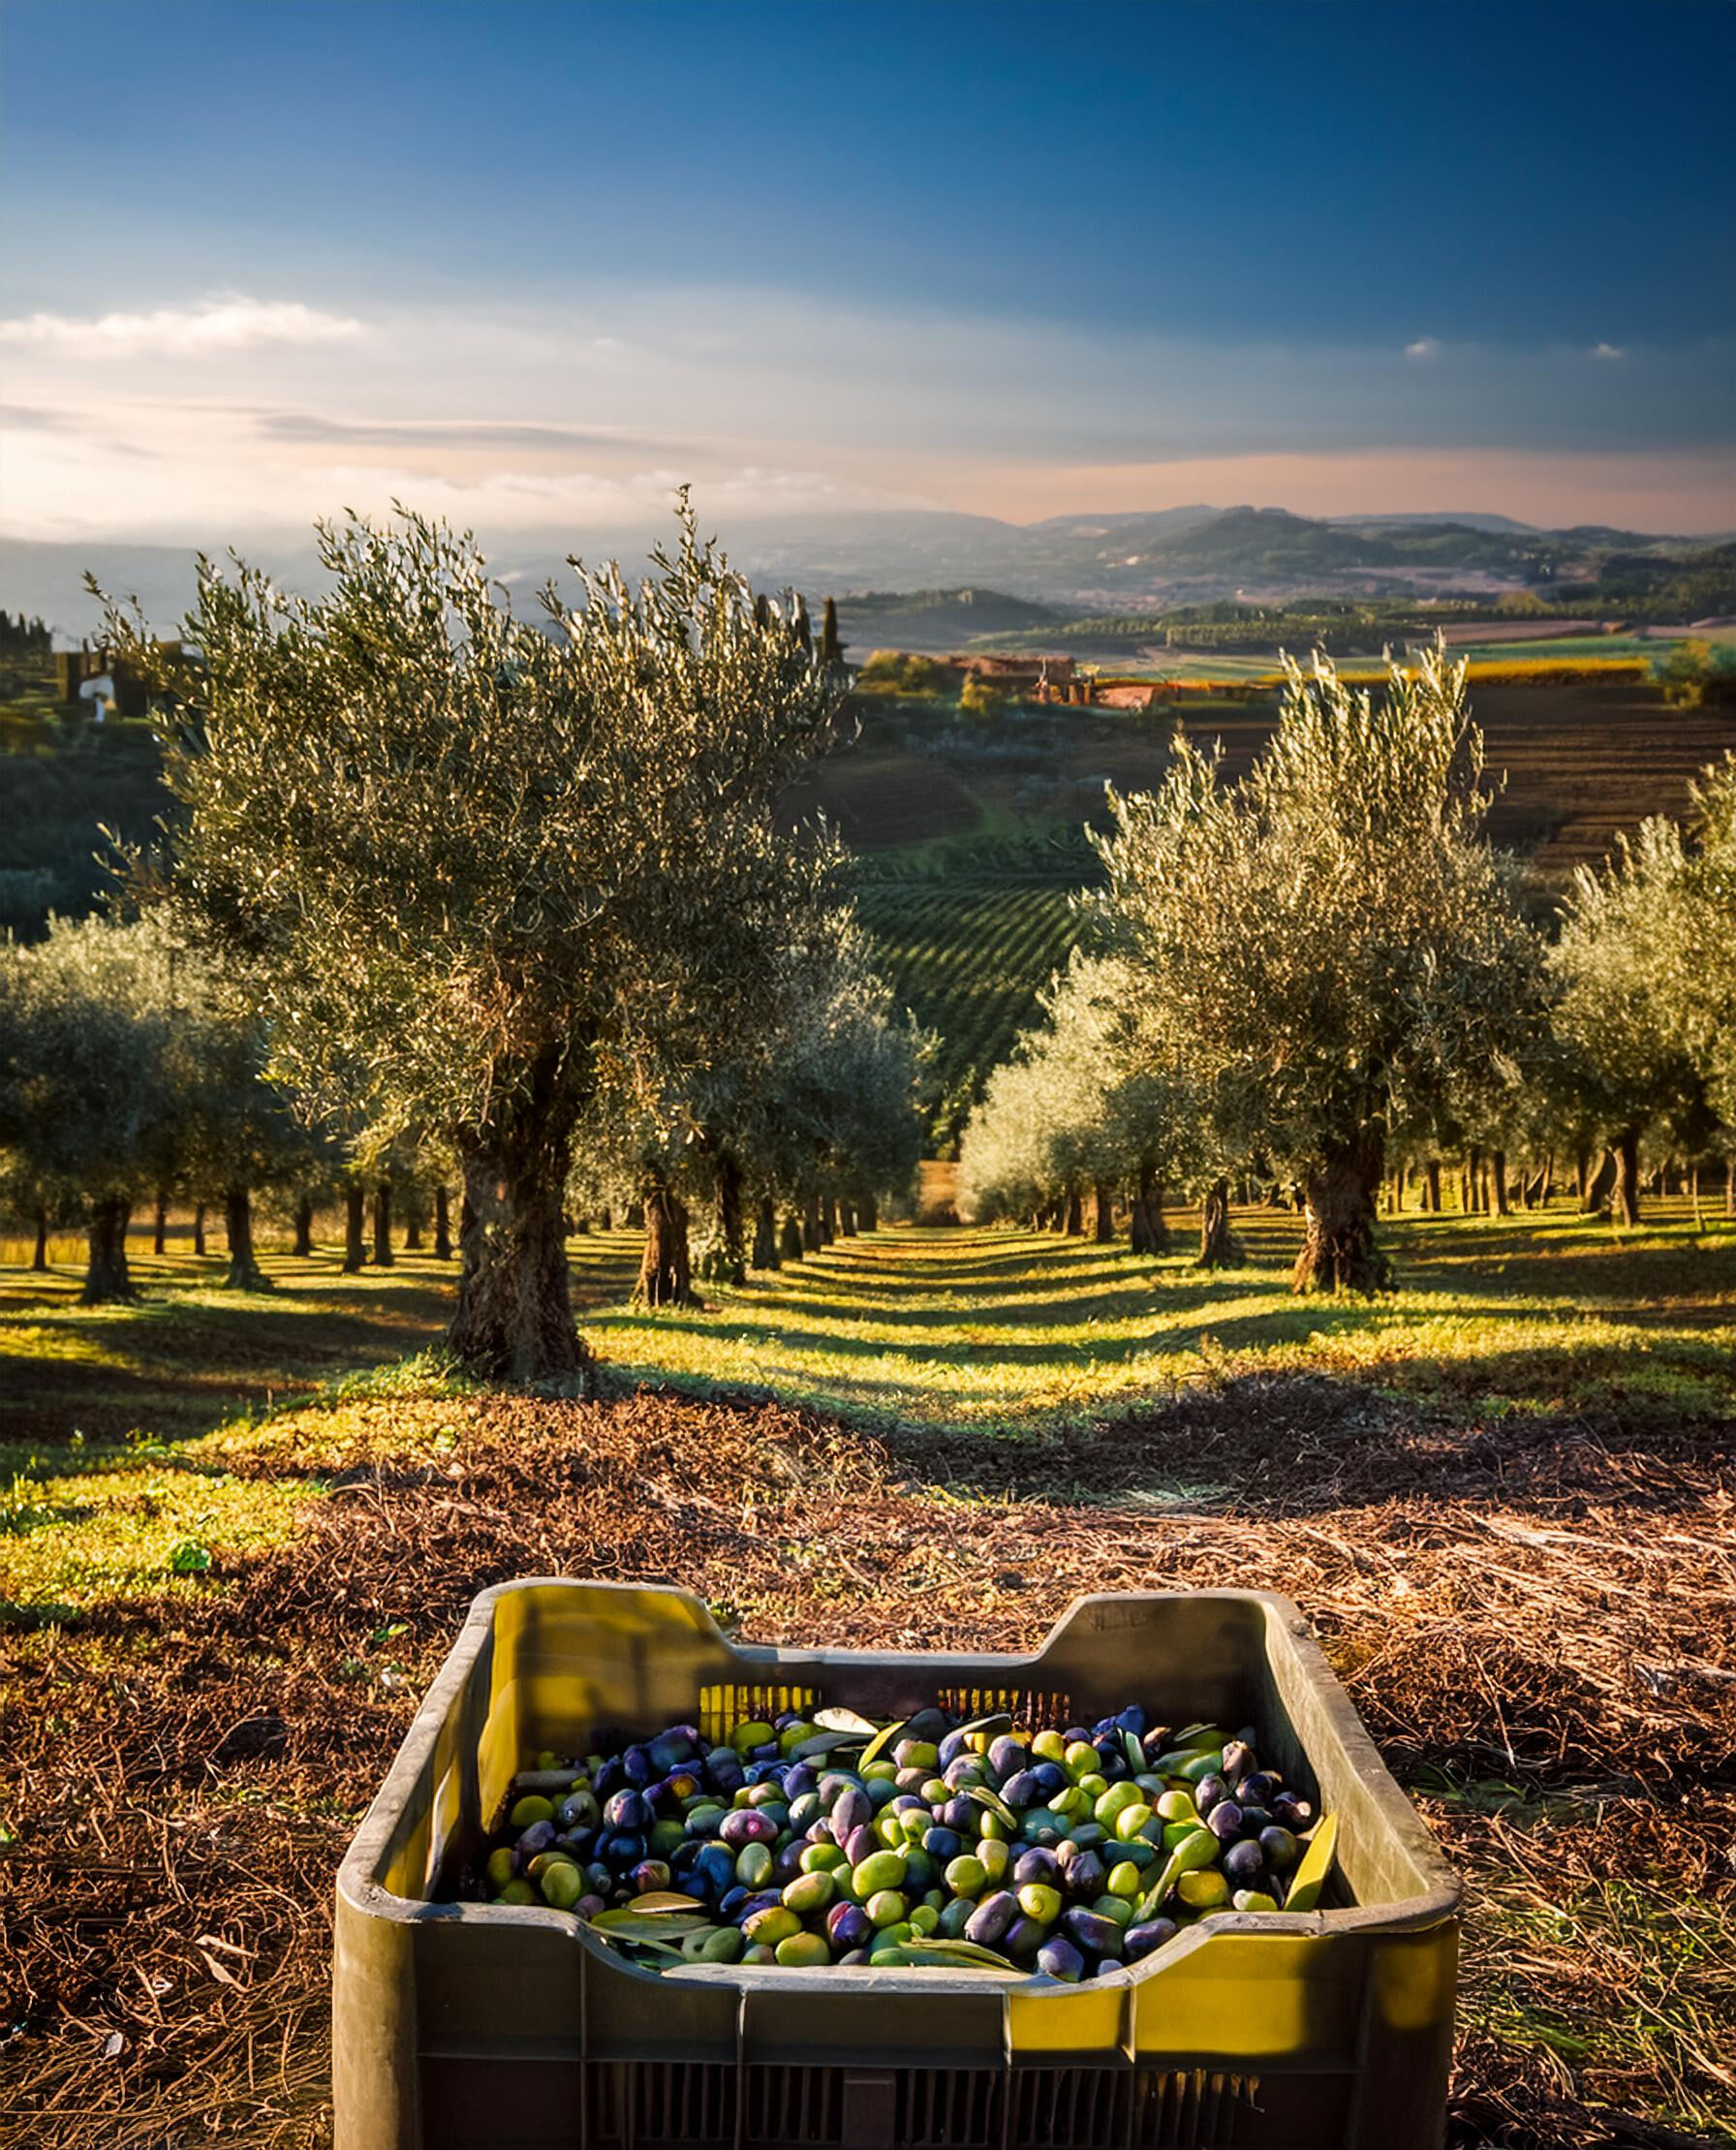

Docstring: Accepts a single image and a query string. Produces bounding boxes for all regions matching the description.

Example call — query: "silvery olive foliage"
[958,951,1203,1224]
[1555,751,1736,1140]
[0,913,181,1230]
[1085,647,1549,1284]
[102,498,842,1371]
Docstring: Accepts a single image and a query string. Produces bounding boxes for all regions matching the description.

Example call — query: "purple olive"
[1194,1774,1227,1815]
[592,1756,625,1800]
[940,1795,976,1834]
[837,1947,872,1966]
[1004,1915,1046,1964]
[1223,1840,1265,1886]
[1238,1772,1279,1809]
[831,1785,872,1837]
[629,1859,670,1895]
[604,1789,647,1832]
[1059,1847,1104,1900]
[1000,1769,1043,1810]
[1061,1907,1124,1959]
[1259,1825,1301,1873]
[516,1818,557,1856]
[1206,1802,1243,1843]
[784,1762,818,1799]
[938,1729,968,1767]
[1012,1847,1059,1887]
[988,1735,1028,1780]
[1037,1937,1085,1982]
[705,1749,745,1795]
[965,1890,1018,1947]
[1124,1917,1178,1961]
[845,1823,879,1867]
[1220,1740,1254,1784]
[1031,1761,1068,1800]
[827,1902,874,1950]
[924,1826,963,1862]
[622,1745,655,1788]
[1115,1705,1147,1741]
[718,1885,749,1918]
[718,1807,777,1848]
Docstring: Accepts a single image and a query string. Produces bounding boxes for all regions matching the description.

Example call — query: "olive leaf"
[858,1718,908,1770]
[1279,1813,1339,1915]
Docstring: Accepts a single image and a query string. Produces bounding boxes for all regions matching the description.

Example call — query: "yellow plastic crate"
[334,1582,1459,2149]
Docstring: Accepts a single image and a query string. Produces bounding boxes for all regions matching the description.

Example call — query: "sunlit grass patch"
[0,1451,317,1612]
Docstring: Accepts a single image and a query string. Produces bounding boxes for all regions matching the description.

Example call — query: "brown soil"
[2,1378,1731,2148]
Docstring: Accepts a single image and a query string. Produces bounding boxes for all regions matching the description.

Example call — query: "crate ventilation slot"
[579,2062,1257,2148]
[699,1684,821,1745]
[936,1685,1072,1730]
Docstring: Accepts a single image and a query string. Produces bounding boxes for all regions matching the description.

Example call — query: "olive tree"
[1554,753,1736,1223]
[1092,648,1545,1291]
[106,500,837,1379]
[0,915,182,1301]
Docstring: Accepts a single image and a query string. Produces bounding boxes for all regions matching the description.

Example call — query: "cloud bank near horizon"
[2,286,1731,542]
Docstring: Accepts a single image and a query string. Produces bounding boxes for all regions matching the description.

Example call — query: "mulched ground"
[3,1374,1732,2148]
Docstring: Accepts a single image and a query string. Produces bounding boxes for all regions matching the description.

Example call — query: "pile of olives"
[477,1701,1334,1979]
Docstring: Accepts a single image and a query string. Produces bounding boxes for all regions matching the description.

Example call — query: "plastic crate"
[334,1582,1459,2149]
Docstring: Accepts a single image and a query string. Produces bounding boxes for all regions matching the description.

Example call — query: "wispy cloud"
[256,411,678,454]
[0,295,365,358]
[1592,341,1626,360]
[1405,337,1442,359]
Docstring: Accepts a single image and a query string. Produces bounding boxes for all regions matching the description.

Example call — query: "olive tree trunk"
[81,1198,135,1304]
[1609,1127,1641,1228]
[449,1133,591,1383]
[404,1204,423,1252]
[858,1192,879,1231]
[752,1195,780,1270]
[434,1185,453,1260]
[224,1186,272,1291]
[1093,1179,1115,1244]
[1488,1147,1510,1217]
[1422,1159,1442,1213]
[372,1180,395,1266]
[805,1193,824,1250]
[152,1194,169,1256]
[699,1150,747,1286]
[1063,1183,1083,1235]
[292,1194,315,1258]
[1196,1176,1244,1269]
[1129,1166,1168,1256]
[1291,1138,1391,1293]
[779,1213,806,1262]
[821,1194,838,1244]
[31,1207,49,1271]
[838,1200,857,1237]
[343,1186,367,1272]
[192,1200,206,1257]
[1725,1156,1735,1219]
[636,1183,702,1309]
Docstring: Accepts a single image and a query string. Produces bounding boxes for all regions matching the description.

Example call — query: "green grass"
[576,1202,1736,1437]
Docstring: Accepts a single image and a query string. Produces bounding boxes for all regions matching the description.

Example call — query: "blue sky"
[2,0,1732,538]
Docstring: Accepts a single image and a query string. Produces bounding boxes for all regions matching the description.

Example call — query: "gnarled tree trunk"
[752,1196,780,1270]
[1488,1146,1510,1217]
[779,1213,806,1263]
[292,1194,315,1258]
[81,1198,135,1304]
[1129,1165,1168,1256]
[838,1200,857,1237]
[372,1180,394,1266]
[224,1186,271,1291]
[434,1185,453,1261]
[1062,1183,1083,1235]
[343,1186,367,1272]
[820,1194,838,1245]
[32,1206,49,1271]
[699,1150,747,1287]
[192,1201,207,1256]
[404,1203,423,1252]
[636,1183,702,1309]
[449,1126,591,1383]
[152,1194,169,1256]
[1609,1127,1641,1228]
[1197,1176,1244,1269]
[858,1192,879,1231]
[1291,1137,1390,1293]
[1093,1179,1115,1244]
[1423,1159,1442,1213]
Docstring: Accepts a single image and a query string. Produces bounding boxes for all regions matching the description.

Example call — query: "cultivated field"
[2,1204,1733,2148]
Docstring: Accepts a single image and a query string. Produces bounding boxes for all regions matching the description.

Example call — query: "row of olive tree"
[960,648,1733,1286]
[86,499,915,1374]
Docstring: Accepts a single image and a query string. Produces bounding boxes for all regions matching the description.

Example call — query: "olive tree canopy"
[1091,648,1546,1291]
[108,500,838,1378]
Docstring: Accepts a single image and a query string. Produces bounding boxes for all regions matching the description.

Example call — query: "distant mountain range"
[4,506,1729,641]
